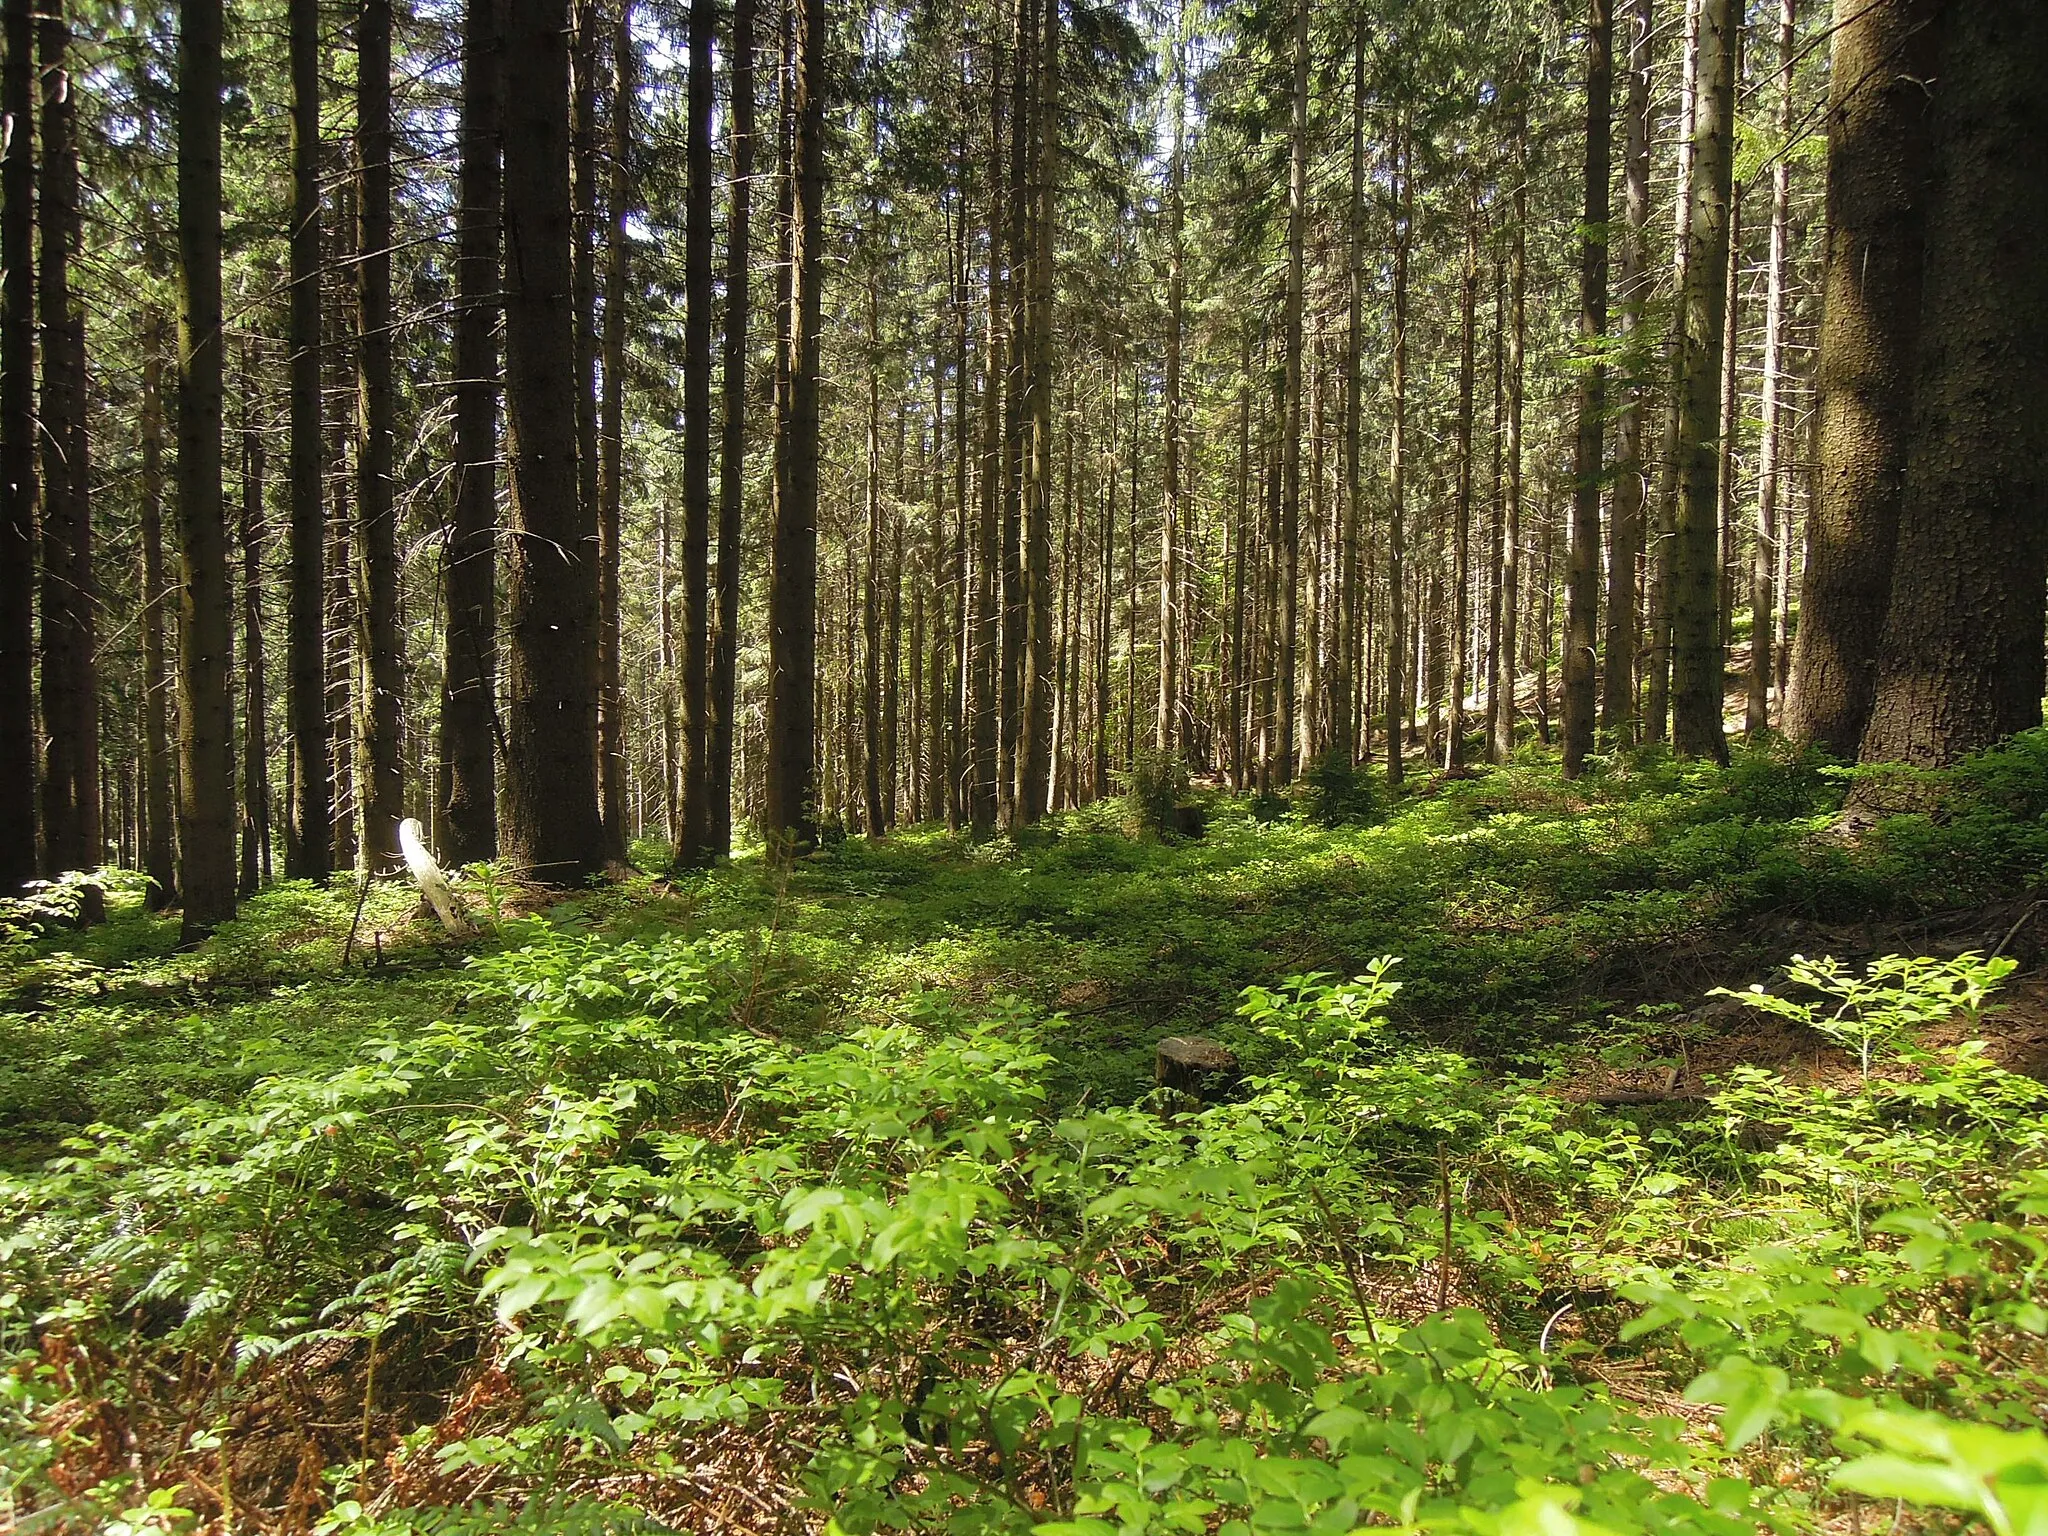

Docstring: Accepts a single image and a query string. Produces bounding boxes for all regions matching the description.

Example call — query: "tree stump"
[399,817,476,938]
[1155,1035,1238,1102]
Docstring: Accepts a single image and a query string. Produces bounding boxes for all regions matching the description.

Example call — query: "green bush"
[1117,750,1191,839]
[1294,746,1382,827]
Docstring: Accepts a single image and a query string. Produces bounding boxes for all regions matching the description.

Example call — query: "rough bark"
[0,0,33,893]
[710,0,754,855]
[1670,0,1736,763]
[441,0,502,867]
[1783,0,1940,754]
[1602,0,1653,744]
[501,0,606,882]
[239,374,271,894]
[1857,3,2048,767]
[1276,0,1307,781]
[37,0,99,876]
[676,0,716,864]
[286,0,332,879]
[176,0,238,937]
[762,0,828,853]
[1384,125,1410,787]
[355,0,402,870]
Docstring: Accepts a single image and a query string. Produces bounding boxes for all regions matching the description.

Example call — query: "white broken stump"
[399,817,476,938]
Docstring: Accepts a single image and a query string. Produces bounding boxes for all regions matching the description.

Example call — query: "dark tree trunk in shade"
[710,0,755,855]
[1561,0,1611,778]
[500,0,605,883]
[600,0,638,862]
[1494,107,1527,765]
[140,321,176,907]
[675,0,714,866]
[286,0,331,879]
[1670,0,1736,763]
[1858,4,2048,767]
[1447,206,1477,770]
[355,0,402,870]
[1384,124,1409,787]
[37,0,99,876]
[762,0,828,853]
[176,0,239,938]
[440,0,502,866]
[1783,0,1941,754]
[0,0,33,894]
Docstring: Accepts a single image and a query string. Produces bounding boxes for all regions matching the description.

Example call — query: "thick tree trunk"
[1783,0,1940,754]
[1337,22,1366,764]
[441,0,501,867]
[286,0,332,879]
[762,0,828,853]
[710,0,754,855]
[177,0,238,937]
[1857,4,2048,767]
[598,0,639,865]
[140,318,176,907]
[1670,0,1736,763]
[501,0,606,882]
[1015,0,1057,822]
[1562,0,1612,777]
[37,0,98,876]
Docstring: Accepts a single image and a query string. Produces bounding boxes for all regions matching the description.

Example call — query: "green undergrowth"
[4,735,2048,1533]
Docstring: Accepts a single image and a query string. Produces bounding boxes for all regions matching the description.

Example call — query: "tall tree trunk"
[1156,18,1184,760]
[1384,124,1409,786]
[140,317,176,907]
[355,0,401,869]
[239,368,271,893]
[1015,0,1057,822]
[599,0,640,864]
[286,0,332,879]
[1747,0,1795,738]
[762,0,828,852]
[1602,0,1653,744]
[675,0,717,864]
[1857,4,2048,767]
[177,0,237,937]
[1447,204,1478,770]
[1647,0,1701,741]
[1782,0,1939,753]
[0,0,32,893]
[0,0,33,893]
[441,0,501,866]
[1562,0,1612,777]
[1336,22,1365,765]
[1670,0,1736,762]
[711,0,755,855]
[862,286,885,836]
[501,0,605,882]
[37,0,98,876]
[1276,0,1307,781]
[1494,108,1527,764]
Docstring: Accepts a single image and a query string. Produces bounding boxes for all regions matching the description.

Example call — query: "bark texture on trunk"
[286,0,332,878]
[710,0,755,855]
[177,0,239,937]
[763,0,828,853]
[0,0,33,892]
[1670,0,1735,763]
[441,0,502,866]
[1783,0,1941,755]
[501,0,606,882]
[1858,3,2048,768]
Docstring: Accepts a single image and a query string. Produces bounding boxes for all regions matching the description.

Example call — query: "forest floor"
[5,738,2048,1536]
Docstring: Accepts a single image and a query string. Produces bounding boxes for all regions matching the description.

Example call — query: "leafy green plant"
[1715,951,2015,1078]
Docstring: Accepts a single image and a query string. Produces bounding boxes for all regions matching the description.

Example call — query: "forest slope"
[5,740,2048,1534]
